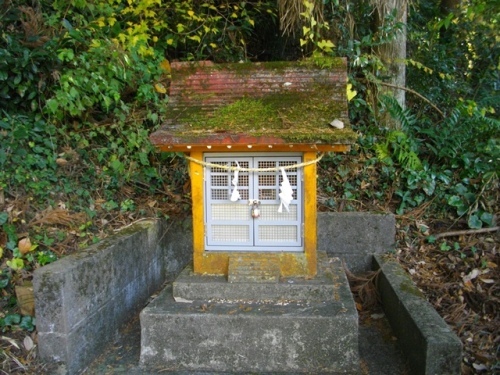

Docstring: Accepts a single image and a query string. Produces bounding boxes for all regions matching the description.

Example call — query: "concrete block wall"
[373,255,462,375]
[33,219,192,374]
[318,212,396,272]
[33,212,393,374]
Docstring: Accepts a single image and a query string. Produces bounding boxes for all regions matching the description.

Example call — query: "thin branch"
[377,81,445,118]
[434,226,499,239]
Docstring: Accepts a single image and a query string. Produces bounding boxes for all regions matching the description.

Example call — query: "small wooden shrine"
[150,59,357,278]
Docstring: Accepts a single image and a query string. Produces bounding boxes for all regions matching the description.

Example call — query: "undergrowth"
[0,0,499,373]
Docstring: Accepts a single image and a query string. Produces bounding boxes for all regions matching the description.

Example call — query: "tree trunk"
[373,0,408,129]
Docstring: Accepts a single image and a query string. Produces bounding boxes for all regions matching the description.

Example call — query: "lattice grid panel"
[211,189,228,200]
[212,225,250,242]
[258,174,276,186]
[209,160,250,201]
[259,189,276,200]
[211,204,248,220]
[258,225,298,242]
[259,204,297,220]
[205,155,302,250]
[211,175,228,186]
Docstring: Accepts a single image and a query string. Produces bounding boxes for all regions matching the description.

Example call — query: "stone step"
[140,256,359,373]
[173,252,341,303]
[228,253,281,283]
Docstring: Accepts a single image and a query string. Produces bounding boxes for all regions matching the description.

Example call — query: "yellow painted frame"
[189,148,319,278]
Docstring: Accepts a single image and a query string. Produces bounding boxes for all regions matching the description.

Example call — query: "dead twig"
[434,226,499,239]
[344,264,382,310]
[112,217,159,232]
[377,81,446,118]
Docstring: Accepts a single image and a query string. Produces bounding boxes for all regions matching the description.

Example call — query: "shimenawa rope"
[184,153,324,172]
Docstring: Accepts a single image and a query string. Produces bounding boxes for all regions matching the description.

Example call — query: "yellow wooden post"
[188,151,205,273]
[303,151,317,277]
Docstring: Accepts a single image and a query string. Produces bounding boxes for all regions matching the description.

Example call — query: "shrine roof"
[150,60,357,152]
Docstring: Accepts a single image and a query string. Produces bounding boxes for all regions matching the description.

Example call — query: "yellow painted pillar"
[188,151,205,273]
[303,151,318,277]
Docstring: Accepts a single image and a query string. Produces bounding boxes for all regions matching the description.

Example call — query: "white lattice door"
[204,154,303,252]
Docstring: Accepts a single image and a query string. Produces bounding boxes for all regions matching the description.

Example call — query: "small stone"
[329,119,344,129]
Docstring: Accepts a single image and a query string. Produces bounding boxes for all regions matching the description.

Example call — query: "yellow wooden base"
[194,251,314,278]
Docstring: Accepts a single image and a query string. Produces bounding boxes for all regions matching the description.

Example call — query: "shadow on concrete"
[83,291,409,375]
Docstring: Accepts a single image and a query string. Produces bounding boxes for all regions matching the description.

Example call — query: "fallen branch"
[377,81,446,118]
[434,226,499,239]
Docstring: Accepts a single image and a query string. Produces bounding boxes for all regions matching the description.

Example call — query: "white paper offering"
[278,167,293,213]
[230,161,241,202]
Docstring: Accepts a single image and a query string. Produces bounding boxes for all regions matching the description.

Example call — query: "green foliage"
[0,314,35,332]
[0,113,58,198]
[299,0,335,53]
[0,0,498,348]
[0,5,58,114]
[309,0,499,227]
[408,0,499,115]
[51,0,275,62]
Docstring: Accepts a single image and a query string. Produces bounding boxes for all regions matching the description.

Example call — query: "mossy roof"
[150,60,357,148]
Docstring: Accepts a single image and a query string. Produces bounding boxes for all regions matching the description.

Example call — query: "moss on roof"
[152,59,357,146]
[167,95,356,144]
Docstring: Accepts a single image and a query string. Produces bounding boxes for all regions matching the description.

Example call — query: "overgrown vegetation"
[0,0,498,373]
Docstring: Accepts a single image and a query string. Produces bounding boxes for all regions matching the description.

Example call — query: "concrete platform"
[173,253,341,303]
[139,257,359,374]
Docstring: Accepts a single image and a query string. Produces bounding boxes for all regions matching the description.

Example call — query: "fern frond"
[385,129,423,171]
[387,130,406,143]
[380,95,417,131]
[373,143,393,165]
[476,114,500,129]
[400,150,423,171]
[443,107,460,128]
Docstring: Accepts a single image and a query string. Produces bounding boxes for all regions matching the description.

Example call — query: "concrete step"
[173,252,342,303]
[228,253,281,283]
[139,256,359,373]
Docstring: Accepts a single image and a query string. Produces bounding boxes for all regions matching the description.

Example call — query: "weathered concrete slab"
[228,253,280,283]
[140,257,359,373]
[373,255,462,375]
[317,212,395,273]
[33,219,192,375]
[174,253,341,303]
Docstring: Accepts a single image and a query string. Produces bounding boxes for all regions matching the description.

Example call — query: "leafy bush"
[0,113,58,198]
[0,5,58,114]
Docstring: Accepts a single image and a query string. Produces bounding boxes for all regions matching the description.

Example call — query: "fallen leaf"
[472,363,488,371]
[18,238,32,255]
[15,284,35,316]
[463,269,480,283]
[160,59,171,73]
[56,158,68,166]
[23,336,34,351]
[1,336,20,349]
[360,180,370,190]
[154,83,167,94]
[478,278,494,284]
